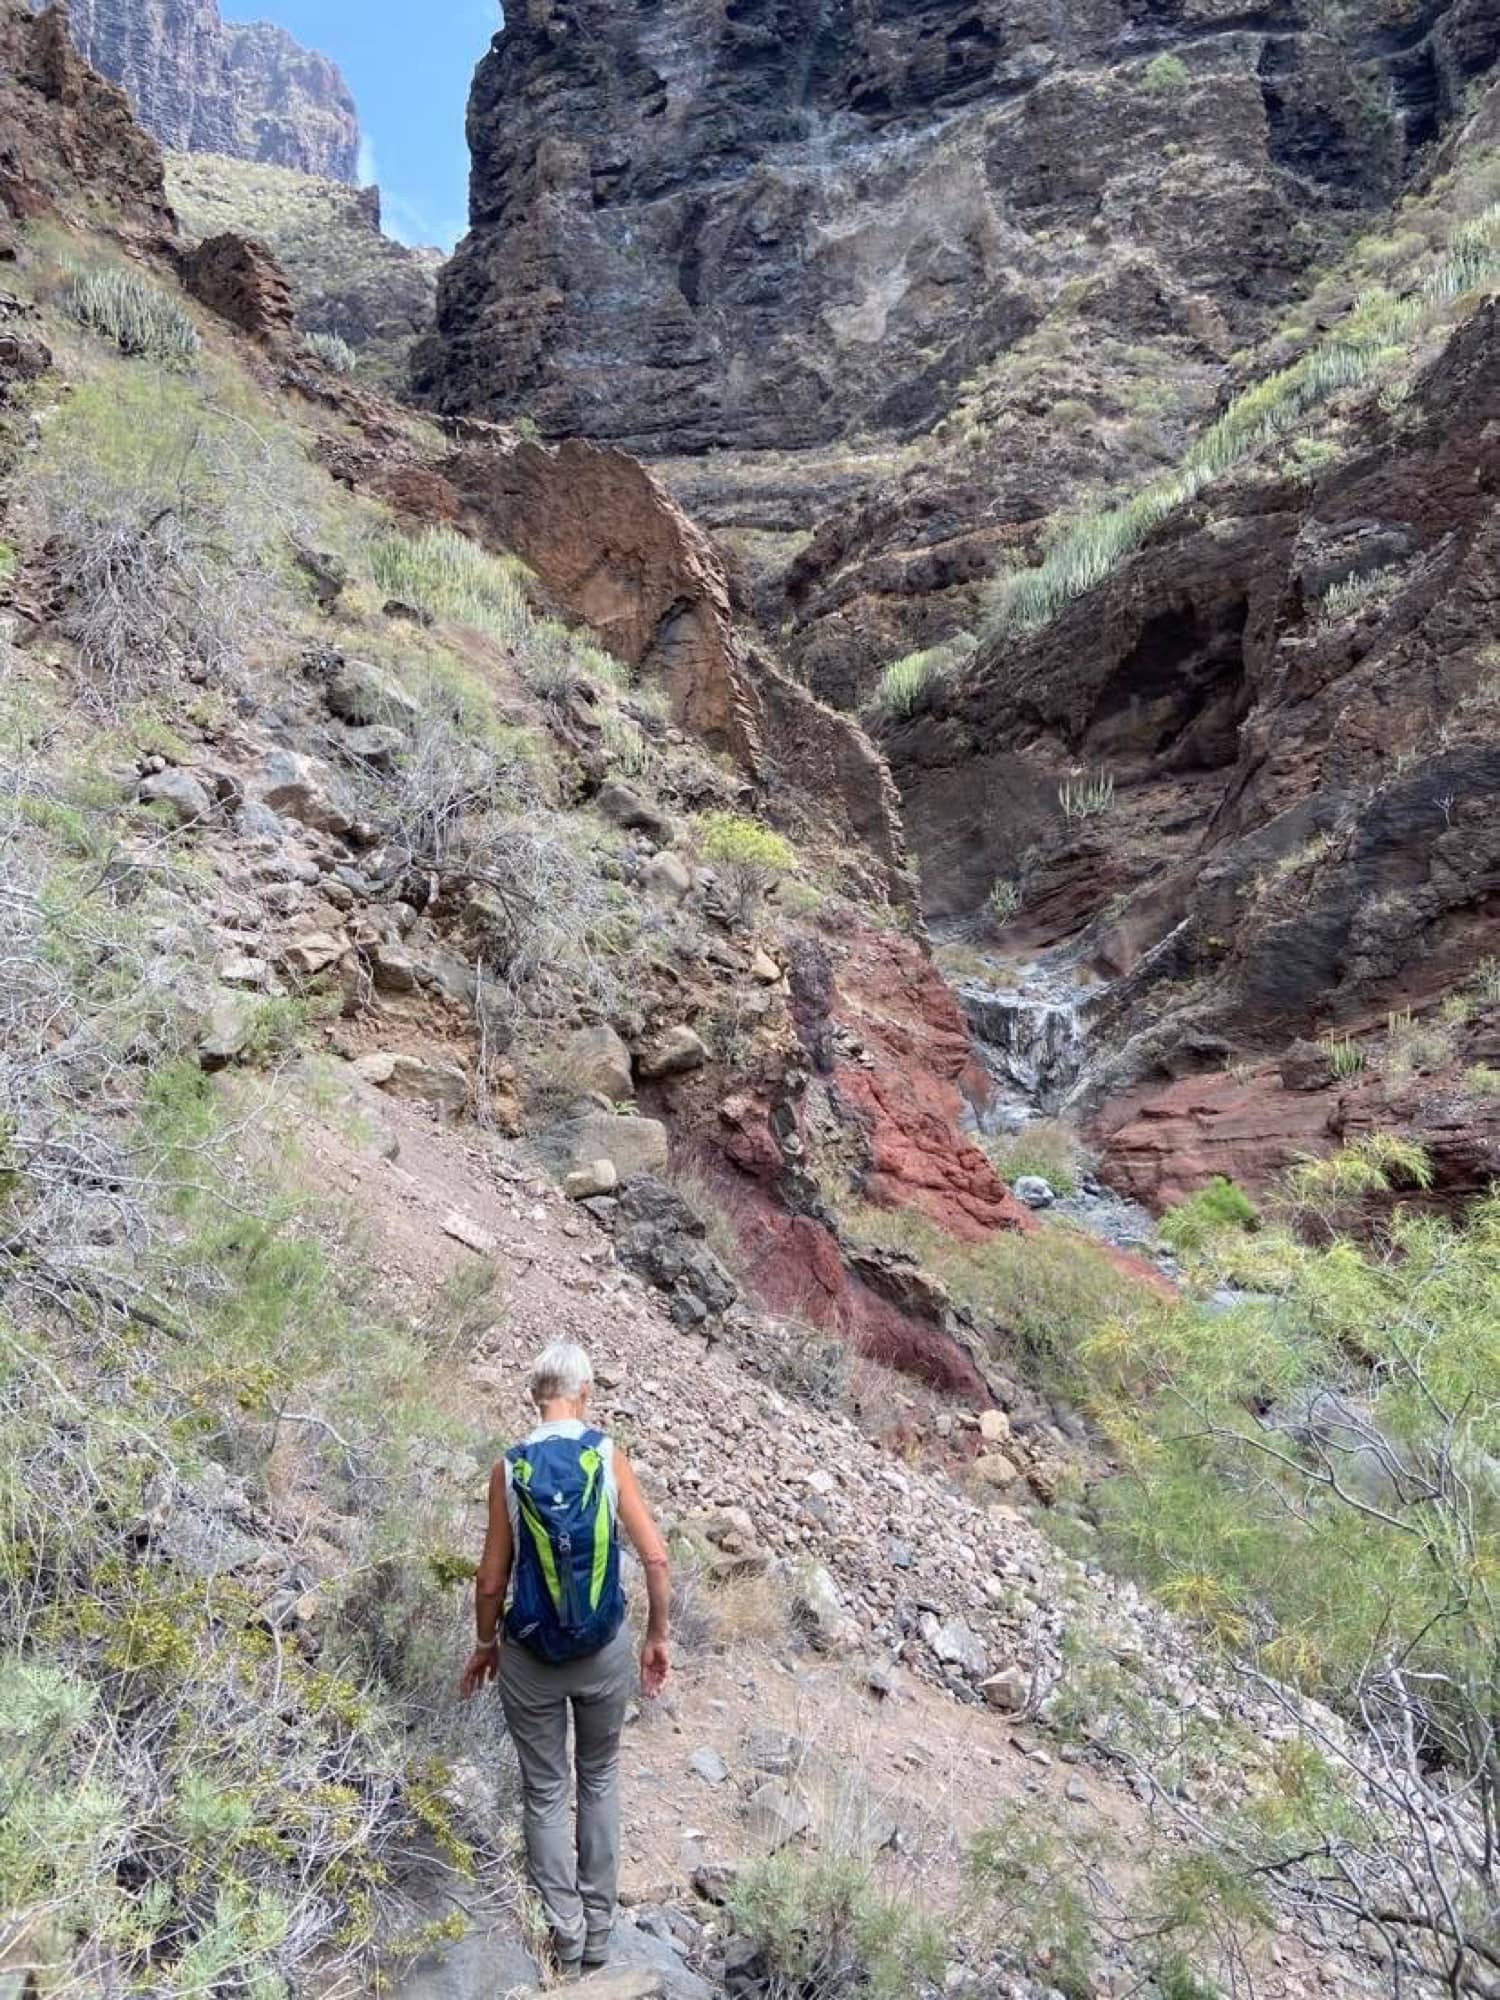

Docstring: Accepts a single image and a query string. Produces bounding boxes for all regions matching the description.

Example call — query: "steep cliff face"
[418,0,1495,454]
[55,0,360,184]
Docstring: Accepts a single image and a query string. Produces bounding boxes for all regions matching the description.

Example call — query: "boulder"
[281,931,345,975]
[334,722,407,768]
[973,1450,1021,1490]
[139,768,212,827]
[596,778,673,843]
[1011,1175,1056,1209]
[750,949,782,985]
[325,658,419,726]
[181,231,294,343]
[539,1111,669,1186]
[353,1051,469,1111]
[923,1615,987,1678]
[978,1408,1011,1445]
[644,851,693,902]
[371,942,418,993]
[564,1024,635,1102]
[980,1664,1030,1713]
[791,1562,856,1652]
[255,750,350,835]
[198,991,257,1070]
[636,1025,708,1079]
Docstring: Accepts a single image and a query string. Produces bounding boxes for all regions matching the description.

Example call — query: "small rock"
[282,931,345,975]
[926,1617,987,1678]
[198,991,257,1070]
[866,1662,897,1699]
[980,1665,1029,1713]
[1012,1175,1056,1210]
[973,1450,1021,1490]
[442,1211,498,1257]
[1065,1775,1090,1804]
[978,1408,1011,1445]
[636,1026,708,1080]
[743,1726,805,1777]
[690,1860,739,1905]
[372,943,418,993]
[139,768,213,827]
[750,949,781,985]
[353,1050,469,1111]
[335,722,407,768]
[325,658,418,726]
[566,1158,620,1200]
[744,1781,811,1852]
[644,851,693,903]
[597,778,673,844]
[688,1746,729,1786]
[219,955,269,990]
[256,749,350,835]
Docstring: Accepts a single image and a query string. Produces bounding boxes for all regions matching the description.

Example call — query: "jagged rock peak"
[415,0,1499,451]
[44,0,361,184]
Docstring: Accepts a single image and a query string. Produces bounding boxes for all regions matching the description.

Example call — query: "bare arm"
[615,1450,671,1695]
[461,1463,513,1696]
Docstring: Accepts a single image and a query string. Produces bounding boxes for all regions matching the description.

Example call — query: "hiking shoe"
[582,1934,611,1970]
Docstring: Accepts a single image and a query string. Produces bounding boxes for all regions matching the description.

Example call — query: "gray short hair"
[529,1339,594,1407]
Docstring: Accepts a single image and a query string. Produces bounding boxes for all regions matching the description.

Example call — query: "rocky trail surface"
[297,1089,1381,2000]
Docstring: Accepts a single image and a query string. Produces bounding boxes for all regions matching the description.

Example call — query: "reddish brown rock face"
[180,232,295,344]
[0,3,171,237]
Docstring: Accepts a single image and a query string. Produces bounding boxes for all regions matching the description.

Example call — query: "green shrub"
[1317,564,1404,624]
[699,811,798,913]
[62,264,200,365]
[728,1851,944,2000]
[1144,53,1190,92]
[1320,1034,1366,1079]
[863,634,976,722]
[985,1118,1080,1196]
[1158,1177,1257,1253]
[986,876,1022,926]
[1464,1062,1500,1096]
[1059,771,1115,821]
[305,328,358,373]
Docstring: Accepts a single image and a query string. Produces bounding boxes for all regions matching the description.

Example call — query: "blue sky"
[231,0,501,249]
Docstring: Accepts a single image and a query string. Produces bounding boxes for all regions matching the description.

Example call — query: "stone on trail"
[688,1745,729,1785]
[745,1779,811,1851]
[442,1211,497,1257]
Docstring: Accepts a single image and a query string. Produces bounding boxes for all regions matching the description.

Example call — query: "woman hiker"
[460,1339,671,1976]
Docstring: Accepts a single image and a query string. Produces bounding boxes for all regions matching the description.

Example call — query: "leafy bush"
[1157,1176,1257,1253]
[305,327,358,373]
[32,367,308,706]
[728,1851,944,2000]
[1143,53,1190,92]
[699,811,798,916]
[1084,1152,1500,1993]
[62,264,200,365]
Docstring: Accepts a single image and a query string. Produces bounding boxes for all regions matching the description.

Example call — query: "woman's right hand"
[640,1638,670,1699]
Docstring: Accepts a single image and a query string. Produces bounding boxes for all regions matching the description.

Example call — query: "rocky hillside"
[46,0,360,182]
[5,10,1500,2000]
[166,154,440,387]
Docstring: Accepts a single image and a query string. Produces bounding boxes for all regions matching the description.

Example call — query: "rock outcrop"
[53,0,360,183]
[166,155,440,386]
[438,437,915,907]
[0,2,171,237]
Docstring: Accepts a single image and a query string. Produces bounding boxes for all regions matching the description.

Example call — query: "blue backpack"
[505,1428,626,1663]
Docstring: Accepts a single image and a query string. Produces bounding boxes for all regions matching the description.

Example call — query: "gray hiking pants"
[497,1621,635,1961]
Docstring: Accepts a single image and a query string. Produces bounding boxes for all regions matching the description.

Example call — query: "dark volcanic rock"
[417,0,1496,456]
[54,0,360,183]
[180,231,294,343]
